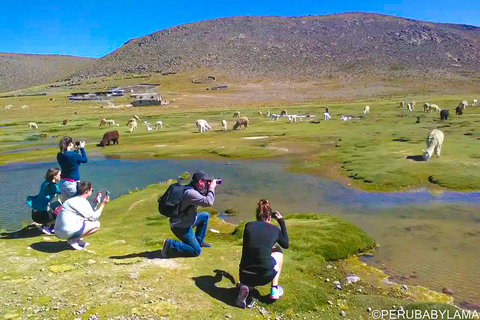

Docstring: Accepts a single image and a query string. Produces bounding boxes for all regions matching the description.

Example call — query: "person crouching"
[235,199,289,308]
[54,181,109,250]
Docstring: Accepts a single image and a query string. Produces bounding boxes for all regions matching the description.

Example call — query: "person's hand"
[79,141,86,148]
[208,179,217,190]
[102,195,110,204]
[273,211,283,220]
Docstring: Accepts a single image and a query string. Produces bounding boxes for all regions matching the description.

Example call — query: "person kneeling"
[235,199,289,308]
[161,170,218,258]
[54,181,109,250]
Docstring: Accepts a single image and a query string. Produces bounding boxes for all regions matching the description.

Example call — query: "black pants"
[31,210,55,225]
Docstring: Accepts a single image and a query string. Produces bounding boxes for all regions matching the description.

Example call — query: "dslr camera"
[209,178,222,185]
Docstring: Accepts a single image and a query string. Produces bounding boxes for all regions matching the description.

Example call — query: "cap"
[192,170,211,181]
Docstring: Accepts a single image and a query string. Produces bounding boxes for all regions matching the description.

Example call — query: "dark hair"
[256,199,272,221]
[59,136,73,152]
[45,167,61,182]
[77,181,92,195]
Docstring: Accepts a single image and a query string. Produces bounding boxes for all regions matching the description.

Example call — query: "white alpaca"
[363,106,370,114]
[287,115,297,123]
[105,119,115,126]
[28,122,38,130]
[258,111,264,117]
[146,123,153,131]
[430,104,441,112]
[221,120,228,131]
[423,129,444,161]
[407,103,413,112]
[127,119,137,132]
[423,103,431,112]
[196,119,212,133]
[323,112,331,120]
[155,121,163,129]
[473,99,478,107]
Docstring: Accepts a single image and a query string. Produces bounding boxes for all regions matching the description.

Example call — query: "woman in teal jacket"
[26,167,62,234]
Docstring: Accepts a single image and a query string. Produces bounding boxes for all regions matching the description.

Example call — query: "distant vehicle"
[107,89,125,97]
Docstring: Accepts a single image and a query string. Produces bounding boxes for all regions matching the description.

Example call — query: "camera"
[75,141,81,146]
[208,178,222,185]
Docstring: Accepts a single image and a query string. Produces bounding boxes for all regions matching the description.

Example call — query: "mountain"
[72,13,480,80]
[0,54,94,92]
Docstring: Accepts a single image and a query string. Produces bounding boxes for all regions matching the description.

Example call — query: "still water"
[0,158,479,307]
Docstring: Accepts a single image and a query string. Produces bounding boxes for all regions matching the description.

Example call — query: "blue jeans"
[167,212,209,257]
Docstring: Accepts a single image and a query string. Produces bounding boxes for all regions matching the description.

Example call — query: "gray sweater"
[169,188,215,228]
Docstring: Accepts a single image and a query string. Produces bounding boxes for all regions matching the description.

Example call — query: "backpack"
[158,183,192,218]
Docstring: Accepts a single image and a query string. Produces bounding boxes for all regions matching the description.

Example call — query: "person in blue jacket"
[56,136,88,201]
[26,167,62,235]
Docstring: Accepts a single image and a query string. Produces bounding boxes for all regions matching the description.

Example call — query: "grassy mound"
[0,183,455,319]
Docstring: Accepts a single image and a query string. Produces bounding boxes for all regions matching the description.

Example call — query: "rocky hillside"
[72,13,480,80]
[0,54,93,92]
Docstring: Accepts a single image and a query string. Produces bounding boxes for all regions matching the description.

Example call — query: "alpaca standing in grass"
[423,129,444,161]
[221,120,228,131]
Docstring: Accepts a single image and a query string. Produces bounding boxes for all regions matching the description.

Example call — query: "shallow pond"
[0,158,479,307]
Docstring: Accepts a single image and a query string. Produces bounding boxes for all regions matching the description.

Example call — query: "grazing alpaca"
[430,104,441,112]
[407,103,413,112]
[258,111,264,117]
[221,120,228,131]
[458,100,468,110]
[423,129,444,161]
[363,106,370,114]
[28,122,38,130]
[127,119,137,132]
[287,115,298,123]
[455,105,463,115]
[440,109,449,121]
[233,116,249,130]
[196,119,212,133]
[399,101,405,108]
[99,119,108,126]
[423,103,431,113]
[473,99,478,107]
[280,110,288,117]
[155,121,163,129]
[146,123,153,131]
[62,119,68,125]
[323,112,331,120]
[105,119,115,126]
[233,111,240,118]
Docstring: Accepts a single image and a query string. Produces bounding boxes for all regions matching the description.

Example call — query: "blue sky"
[1,0,478,58]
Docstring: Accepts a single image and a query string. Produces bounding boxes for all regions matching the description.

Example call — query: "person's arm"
[76,142,88,163]
[274,211,289,249]
[184,188,215,207]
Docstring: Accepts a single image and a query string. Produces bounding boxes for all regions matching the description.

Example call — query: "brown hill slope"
[0,54,94,92]
[72,13,480,80]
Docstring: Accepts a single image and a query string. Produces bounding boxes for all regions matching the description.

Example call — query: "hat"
[192,170,211,181]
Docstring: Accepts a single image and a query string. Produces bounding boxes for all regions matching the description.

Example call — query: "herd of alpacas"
[22,98,478,161]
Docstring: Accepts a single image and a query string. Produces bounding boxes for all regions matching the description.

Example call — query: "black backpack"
[158,183,191,218]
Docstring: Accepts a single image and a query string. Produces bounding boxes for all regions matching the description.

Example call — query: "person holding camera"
[161,170,219,258]
[235,199,289,308]
[54,181,109,250]
[57,136,88,201]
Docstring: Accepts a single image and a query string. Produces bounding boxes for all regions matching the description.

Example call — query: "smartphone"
[105,191,111,197]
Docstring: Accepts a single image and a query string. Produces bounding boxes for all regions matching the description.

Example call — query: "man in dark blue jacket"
[161,170,218,258]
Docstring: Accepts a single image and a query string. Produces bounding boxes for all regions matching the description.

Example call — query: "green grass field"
[0,183,456,319]
[1,72,479,191]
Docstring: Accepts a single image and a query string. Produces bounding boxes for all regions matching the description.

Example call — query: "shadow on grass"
[406,155,425,162]
[109,250,167,260]
[30,241,73,253]
[193,269,274,307]
[0,224,43,239]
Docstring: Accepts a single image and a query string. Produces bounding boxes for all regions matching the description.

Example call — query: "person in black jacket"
[235,199,289,308]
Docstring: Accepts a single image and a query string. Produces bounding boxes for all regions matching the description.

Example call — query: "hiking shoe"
[161,239,170,258]
[234,284,249,308]
[67,239,84,251]
[39,225,53,235]
[201,241,212,248]
[270,285,284,300]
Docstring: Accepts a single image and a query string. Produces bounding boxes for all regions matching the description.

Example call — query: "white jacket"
[55,196,101,239]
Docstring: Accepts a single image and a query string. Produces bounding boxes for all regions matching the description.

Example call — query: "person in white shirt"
[54,181,109,250]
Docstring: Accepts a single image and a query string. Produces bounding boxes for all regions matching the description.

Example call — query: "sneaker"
[78,239,90,248]
[39,225,53,235]
[234,284,249,308]
[201,241,212,248]
[67,238,84,251]
[270,285,284,300]
[161,239,170,258]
